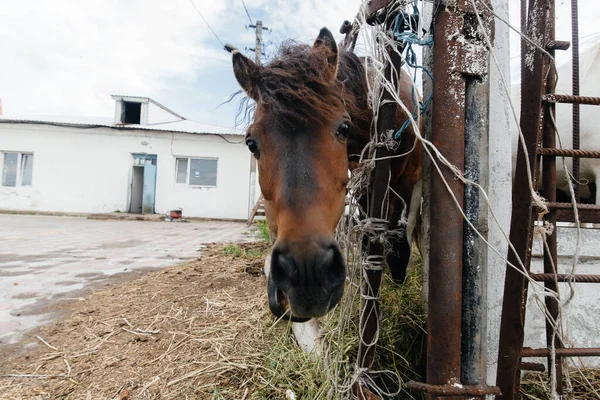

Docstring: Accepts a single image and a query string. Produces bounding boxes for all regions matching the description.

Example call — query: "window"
[175,157,217,187]
[2,152,33,187]
[121,101,142,124]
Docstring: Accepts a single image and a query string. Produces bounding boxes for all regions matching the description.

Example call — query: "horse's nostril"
[276,289,290,312]
[320,247,335,268]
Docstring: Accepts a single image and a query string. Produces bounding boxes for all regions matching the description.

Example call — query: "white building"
[0,95,254,220]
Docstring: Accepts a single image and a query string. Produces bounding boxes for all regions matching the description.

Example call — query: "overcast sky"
[0,0,598,128]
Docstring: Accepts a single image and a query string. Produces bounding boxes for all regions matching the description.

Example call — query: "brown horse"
[232,28,422,322]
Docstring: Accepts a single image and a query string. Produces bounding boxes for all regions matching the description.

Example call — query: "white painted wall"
[485,0,513,389]
[0,123,251,219]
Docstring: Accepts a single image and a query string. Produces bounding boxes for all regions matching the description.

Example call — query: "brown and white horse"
[232,28,422,322]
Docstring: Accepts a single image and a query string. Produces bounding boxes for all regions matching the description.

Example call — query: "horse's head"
[232,28,359,321]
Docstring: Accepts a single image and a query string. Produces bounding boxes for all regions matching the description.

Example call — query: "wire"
[187,0,224,47]
[240,0,253,25]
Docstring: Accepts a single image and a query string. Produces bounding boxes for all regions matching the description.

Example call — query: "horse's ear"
[232,50,260,100]
[313,28,338,81]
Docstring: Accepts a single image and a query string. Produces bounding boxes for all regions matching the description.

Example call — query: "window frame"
[1,151,33,187]
[174,156,218,188]
[121,101,142,124]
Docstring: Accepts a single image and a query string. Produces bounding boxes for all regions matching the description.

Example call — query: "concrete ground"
[0,214,255,344]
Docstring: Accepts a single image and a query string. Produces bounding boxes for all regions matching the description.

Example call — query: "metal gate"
[496,0,600,397]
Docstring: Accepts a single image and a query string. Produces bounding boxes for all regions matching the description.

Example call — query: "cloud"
[0,0,231,117]
[2,0,598,128]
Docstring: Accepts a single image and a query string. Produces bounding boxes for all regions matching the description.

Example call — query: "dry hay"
[0,242,314,400]
[2,237,593,400]
[521,369,600,399]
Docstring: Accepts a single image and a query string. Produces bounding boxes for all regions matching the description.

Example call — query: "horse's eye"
[336,123,350,141]
[246,138,259,156]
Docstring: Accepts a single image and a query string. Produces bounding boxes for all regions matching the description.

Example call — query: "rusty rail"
[496,0,555,397]
[571,0,581,201]
[546,40,570,51]
[521,347,600,357]
[543,93,600,105]
[538,148,600,158]
[356,44,400,371]
[519,362,546,372]
[530,273,600,283]
[547,202,600,211]
[541,42,563,390]
[498,0,600,397]
[406,382,501,396]
[552,203,600,223]
[427,5,465,398]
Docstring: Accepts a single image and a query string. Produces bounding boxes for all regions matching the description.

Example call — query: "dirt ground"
[0,242,297,400]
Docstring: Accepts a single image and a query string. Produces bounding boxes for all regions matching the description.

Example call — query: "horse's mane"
[235,41,371,133]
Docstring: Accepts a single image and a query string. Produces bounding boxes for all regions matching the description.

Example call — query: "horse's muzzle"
[267,278,312,323]
[267,239,346,322]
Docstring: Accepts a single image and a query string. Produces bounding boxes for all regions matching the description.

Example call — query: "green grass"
[223,244,245,257]
[222,243,268,258]
[256,220,271,242]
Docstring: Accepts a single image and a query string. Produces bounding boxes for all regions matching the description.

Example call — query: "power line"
[187,0,224,47]
[240,0,253,25]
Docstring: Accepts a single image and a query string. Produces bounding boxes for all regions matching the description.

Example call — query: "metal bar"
[542,94,600,105]
[546,40,570,51]
[541,41,563,391]
[496,0,553,398]
[427,6,464,399]
[572,0,581,202]
[522,347,600,357]
[555,208,600,224]
[462,76,490,388]
[539,148,600,158]
[356,46,399,370]
[406,382,502,396]
[547,202,600,211]
[366,0,394,15]
[519,362,546,372]
[547,201,600,223]
[530,273,600,283]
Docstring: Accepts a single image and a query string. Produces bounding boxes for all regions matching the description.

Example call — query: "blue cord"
[391,2,434,142]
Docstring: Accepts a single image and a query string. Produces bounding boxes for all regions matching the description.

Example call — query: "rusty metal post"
[427,4,465,398]
[460,2,495,394]
[541,2,564,393]
[571,0,581,202]
[357,47,400,370]
[462,76,490,389]
[496,0,554,398]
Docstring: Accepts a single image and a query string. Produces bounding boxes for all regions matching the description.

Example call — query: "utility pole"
[247,20,268,218]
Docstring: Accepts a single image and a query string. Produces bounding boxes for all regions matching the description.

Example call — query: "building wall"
[0,123,250,219]
[485,0,513,388]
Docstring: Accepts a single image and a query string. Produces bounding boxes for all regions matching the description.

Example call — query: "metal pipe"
[542,94,600,105]
[521,347,600,357]
[356,46,400,370]
[541,19,563,390]
[529,273,600,283]
[539,148,600,158]
[406,382,502,396]
[519,362,546,372]
[571,0,581,202]
[427,5,465,398]
[496,0,554,397]
[462,75,490,388]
